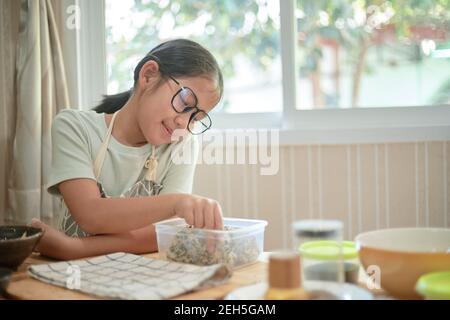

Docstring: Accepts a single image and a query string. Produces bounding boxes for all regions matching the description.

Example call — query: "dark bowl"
[0,267,12,296]
[0,225,44,270]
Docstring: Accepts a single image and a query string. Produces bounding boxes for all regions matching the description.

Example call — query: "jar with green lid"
[299,240,360,284]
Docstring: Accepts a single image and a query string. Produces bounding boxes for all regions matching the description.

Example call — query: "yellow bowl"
[355,228,450,299]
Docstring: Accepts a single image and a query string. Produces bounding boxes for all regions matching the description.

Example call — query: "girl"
[31,39,224,260]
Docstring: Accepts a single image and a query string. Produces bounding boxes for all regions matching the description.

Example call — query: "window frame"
[66,0,450,145]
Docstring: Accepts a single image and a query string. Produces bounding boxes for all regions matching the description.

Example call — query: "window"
[105,0,450,113]
[296,0,450,109]
[72,0,450,143]
[105,0,282,114]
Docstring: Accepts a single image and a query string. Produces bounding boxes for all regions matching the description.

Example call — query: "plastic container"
[299,240,360,284]
[155,218,268,269]
[416,271,450,300]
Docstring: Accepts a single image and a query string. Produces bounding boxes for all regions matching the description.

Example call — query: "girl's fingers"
[204,202,215,230]
[183,210,194,226]
[177,196,223,230]
[206,233,216,253]
[194,202,204,228]
[204,203,216,252]
[214,203,224,230]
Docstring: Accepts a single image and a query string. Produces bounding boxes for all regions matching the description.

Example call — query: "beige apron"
[58,111,162,237]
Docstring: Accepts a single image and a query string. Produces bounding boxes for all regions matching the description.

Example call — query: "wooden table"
[5,252,269,300]
[5,253,389,300]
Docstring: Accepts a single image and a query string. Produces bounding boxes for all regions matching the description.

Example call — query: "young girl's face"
[136,71,219,146]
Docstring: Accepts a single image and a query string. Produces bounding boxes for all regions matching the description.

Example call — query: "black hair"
[93,39,224,114]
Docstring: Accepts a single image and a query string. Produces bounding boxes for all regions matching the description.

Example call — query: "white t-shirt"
[47,109,199,236]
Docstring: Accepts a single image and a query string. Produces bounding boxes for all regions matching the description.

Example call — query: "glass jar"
[292,219,343,251]
[299,240,360,284]
[293,220,345,283]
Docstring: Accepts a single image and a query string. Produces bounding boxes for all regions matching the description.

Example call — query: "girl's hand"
[173,194,224,230]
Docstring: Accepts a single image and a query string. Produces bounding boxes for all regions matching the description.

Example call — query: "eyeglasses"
[167,75,212,135]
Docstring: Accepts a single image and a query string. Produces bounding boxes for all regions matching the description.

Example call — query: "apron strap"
[144,145,158,181]
[93,111,120,180]
[93,111,159,182]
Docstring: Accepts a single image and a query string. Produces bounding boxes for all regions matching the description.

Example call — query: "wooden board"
[5,252,268,300]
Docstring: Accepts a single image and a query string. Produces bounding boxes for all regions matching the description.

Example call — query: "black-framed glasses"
[167,75,212,135]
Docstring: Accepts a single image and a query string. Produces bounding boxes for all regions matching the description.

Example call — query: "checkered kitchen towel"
[28,252,232,299]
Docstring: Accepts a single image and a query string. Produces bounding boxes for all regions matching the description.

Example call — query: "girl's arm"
[65,225,158,260]
[59,178,223,235]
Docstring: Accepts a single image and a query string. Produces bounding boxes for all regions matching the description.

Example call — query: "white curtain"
[0,0,20,225]
[7,0,70,225]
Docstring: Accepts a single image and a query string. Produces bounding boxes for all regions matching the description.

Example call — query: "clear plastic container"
[155,218,268,269]
[299,240,360,284]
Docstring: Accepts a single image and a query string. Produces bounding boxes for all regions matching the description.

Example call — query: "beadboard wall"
[192,141,449,251]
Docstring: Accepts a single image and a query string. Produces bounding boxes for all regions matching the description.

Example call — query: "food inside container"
[155,218,268,269]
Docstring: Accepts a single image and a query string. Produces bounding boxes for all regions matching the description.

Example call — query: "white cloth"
[28,252,231,300]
